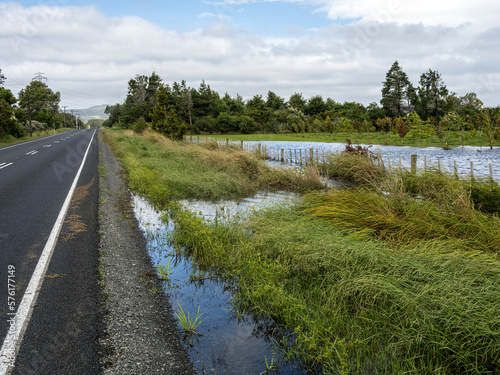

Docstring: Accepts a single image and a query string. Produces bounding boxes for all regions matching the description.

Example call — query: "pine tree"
[381,61,413,117]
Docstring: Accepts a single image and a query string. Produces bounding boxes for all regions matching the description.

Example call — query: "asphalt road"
[0,129,102,374]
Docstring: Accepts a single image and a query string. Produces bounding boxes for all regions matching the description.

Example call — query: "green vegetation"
[102,129,324,207]
[174,302,205,335]
[0,69,80,140]
[0,128,71,147]
[195,129,500,148]
[104,128,500,374]
[102,64,500,149]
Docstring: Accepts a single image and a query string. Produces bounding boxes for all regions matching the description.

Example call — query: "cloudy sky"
[1,0,499,109]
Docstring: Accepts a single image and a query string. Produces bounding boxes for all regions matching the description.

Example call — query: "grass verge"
[104,128,500,374]
[102,128,324,208]
[0,128,72,147]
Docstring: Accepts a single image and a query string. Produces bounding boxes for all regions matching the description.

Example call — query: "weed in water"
[156,259,174,280]
[174,302,205,335]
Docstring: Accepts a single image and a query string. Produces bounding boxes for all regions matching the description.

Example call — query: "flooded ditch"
[133,192,308,375]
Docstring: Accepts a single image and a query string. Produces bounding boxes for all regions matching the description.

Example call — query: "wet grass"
[104,128,500,374]
[102,129,324,208]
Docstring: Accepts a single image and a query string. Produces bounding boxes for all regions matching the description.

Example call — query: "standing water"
[133,192,307,375]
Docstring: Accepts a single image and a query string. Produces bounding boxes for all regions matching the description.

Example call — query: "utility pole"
[62,106,67,128]
[52,107,56,130]
[27,88,33,137]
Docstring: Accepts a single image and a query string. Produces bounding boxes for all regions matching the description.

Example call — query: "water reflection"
[248,141,499,179]
[133,193,306,375]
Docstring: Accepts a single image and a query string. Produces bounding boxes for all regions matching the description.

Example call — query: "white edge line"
[0,129,97,374]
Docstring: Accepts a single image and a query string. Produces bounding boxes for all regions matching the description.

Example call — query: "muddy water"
[133,193,306,375]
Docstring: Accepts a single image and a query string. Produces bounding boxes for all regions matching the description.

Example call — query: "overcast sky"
[1,0,499,109]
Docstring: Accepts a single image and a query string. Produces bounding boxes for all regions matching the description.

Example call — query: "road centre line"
[0,163,13,170]
[26,151,38,156]
[0,132,69,152]
[0,130,97,374]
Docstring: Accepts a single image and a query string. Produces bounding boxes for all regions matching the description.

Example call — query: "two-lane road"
[0,129,101,374]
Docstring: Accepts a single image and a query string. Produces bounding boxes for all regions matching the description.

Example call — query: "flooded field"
[246,141,500,179]
[133,193,307,375]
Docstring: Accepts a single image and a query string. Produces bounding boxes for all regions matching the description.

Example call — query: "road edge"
[97,135,197,374]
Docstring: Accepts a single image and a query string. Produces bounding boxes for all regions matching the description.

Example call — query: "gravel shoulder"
[97,136,197,374]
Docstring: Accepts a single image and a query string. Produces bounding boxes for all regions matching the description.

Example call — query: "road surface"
[0,129,102,374]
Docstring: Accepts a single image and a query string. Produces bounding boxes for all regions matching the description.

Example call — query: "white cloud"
[0,2,499,109]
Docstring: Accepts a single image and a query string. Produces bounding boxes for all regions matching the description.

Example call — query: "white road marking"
[0,130,97,374]
[0,162,13,170]
[0,132,68,152]
[26,150,38,156]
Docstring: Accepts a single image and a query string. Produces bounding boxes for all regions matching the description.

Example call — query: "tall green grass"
[105,128,500,373]
[172,203,500,374]
[102,129,324,208]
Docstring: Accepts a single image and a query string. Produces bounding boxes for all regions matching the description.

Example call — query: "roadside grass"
[102,128,324,208]
[172,202,500,374]
[0,128,72,147]
[104,128,500,374]
[195,130,500,148]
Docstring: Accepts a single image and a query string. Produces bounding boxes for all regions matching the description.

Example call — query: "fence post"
[490,164,494,181]
[470,161,474,180]
[310,148,314,165]
[454,160,458,180]
[411,155,417,174]
[387,154,391,173]
[281,149,284,163]
[438,158,441,173]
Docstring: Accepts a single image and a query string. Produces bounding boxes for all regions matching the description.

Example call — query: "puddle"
[133,193,307,375]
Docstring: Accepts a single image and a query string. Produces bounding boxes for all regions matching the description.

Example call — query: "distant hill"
[73,105,109,123]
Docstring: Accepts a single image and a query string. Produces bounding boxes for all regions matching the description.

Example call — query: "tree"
[288,92,306,112]
[407,111,434,145]
[380,61,413,117]
[416,69,449,119]
[305,95,327,117]
[121,72,162,125]
[172,80,193,128]
[192,80,221,120]
[104,104,123,127]
[394,117,409,141]
[0,87,23,138]
[265,91,285,111]
[18,80,60,135]
[375,117,392,132]
[0,68,5,86]
[151,83,187,140]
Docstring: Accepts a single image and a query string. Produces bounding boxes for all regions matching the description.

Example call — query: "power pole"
[32,72,47,83]
[62,106,67,128]
[27,88,32,137]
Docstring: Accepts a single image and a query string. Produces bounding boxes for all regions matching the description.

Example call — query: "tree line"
[0,69,79,139]
[104,64,500,146]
